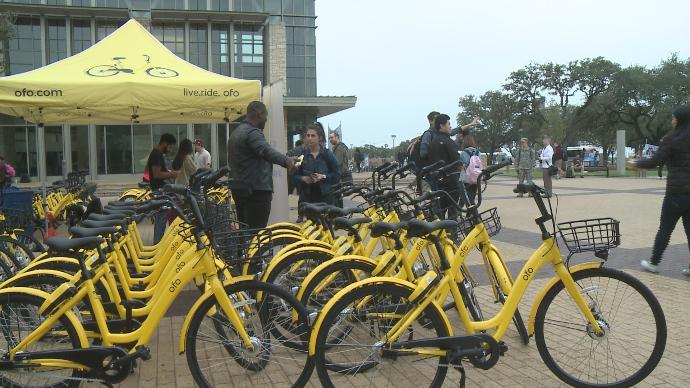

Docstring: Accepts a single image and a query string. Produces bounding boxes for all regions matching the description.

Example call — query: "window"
[71,0,92,6]
[95,0,129,8]
[97,126,132,174]
[71,19,92,55]
[0,126,38,178]
[189,23,208,69]
[211,24,230,76]
[217,124,228,168]
[193,0,211,10]
[70,126,90,172]
[265,0,281,14]
[209,0,229,11]
[233,24,264,83]
[154,0,185,10]
[96,20,126,42]
[44,127,64,176]
[7,17,41,75]
[285,26,316,96]
[46,19,67,64]
[46,0,67,5]
[151,22,185,59]
[235,0,264,12]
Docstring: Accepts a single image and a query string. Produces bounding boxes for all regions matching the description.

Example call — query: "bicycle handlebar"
[482,161,511,177]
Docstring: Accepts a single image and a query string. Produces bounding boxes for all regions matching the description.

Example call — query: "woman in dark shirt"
[293,124,340,206]
[631,105,690,275]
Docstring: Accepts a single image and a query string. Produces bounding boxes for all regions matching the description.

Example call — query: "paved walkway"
[90,175,688,387]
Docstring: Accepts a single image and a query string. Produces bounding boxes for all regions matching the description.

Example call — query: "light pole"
[391,135,396,160]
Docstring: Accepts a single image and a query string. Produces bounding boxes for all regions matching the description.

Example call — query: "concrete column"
[37,126,46,184]
[63,124,72,176]
[211,124,219,169]
[264,81,288,224]
[88,124,98,180]
[617,130,626,177]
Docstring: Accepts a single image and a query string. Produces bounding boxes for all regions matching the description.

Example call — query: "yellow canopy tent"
[0,19,261,124]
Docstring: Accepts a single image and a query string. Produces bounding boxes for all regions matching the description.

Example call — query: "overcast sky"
[314,0,690,147]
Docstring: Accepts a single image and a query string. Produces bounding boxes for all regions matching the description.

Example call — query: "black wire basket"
[210,227,274,267]
[557,218,621,254]
[202,194,238,230]
[0,207,33,231]
[457,207,502,240]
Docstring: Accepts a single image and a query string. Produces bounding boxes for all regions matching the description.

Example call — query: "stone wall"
[267,21,286,90]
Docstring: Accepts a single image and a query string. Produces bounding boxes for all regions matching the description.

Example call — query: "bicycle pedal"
[498,341,508,356]
[135,345,151,361]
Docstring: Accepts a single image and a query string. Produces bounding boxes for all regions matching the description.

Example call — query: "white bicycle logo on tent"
[86,55,179,78]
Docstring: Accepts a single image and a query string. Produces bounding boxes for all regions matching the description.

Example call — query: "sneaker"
[517,194,524,198]
[682,268,690,276]
[640,260,659,274]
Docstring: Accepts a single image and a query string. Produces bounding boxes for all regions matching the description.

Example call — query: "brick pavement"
[88,175,689,387]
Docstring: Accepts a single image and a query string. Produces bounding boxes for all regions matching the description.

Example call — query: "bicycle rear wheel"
[313,281,450,388]
[534,267,666,387]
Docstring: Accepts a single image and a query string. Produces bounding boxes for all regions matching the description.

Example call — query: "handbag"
[548,165,559,176]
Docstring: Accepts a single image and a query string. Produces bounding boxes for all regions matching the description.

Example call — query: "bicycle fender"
[260,246,335,283]
[18,257,80,275]
[178,275,255,354]
[272,239,334,260]
[267,222,302,232]
[527,262,603,336]
[0,287,89,347]
[295,255,377,301]
[0,269,72,289]
[308,277,452,356]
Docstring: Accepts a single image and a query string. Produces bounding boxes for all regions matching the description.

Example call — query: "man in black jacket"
[632,105,690,275]
[228,101,298,228]
[429,114,462,221]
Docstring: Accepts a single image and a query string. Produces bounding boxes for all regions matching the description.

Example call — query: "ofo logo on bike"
[14,88,63,97]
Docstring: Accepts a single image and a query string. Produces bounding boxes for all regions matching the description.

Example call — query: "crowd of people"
[139,100,690,278]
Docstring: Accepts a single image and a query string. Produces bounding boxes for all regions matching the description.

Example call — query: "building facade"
[0,0,355,181]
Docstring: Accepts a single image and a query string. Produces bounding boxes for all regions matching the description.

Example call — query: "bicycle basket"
[0,207,33,231]
[557,218,620,254]
[457,207,502,240]
[210,227,274,267]
[202,195,238,230]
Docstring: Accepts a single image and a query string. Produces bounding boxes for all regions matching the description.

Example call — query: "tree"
[503,63,546,139]
[0,12,15,74]
[458,91,520,164]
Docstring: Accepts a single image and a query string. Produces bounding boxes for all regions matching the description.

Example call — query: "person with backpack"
[429,114,462,220]
[459,133,482,204]
[515,137,535,197]
[407,111,440,193]
[0,156,16,187]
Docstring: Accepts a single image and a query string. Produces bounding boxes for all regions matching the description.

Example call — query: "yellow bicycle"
[309,183,667,388]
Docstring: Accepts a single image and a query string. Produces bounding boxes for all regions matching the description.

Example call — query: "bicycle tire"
[0,236,34,269]
[146,67,178,78]
[15,231,45,253]
[262,249,333,290]
[86,64,120,77]
[0,250,14,282]
[495,288,529,345]
[0,293,86,387]
[298,258,374,314]
[185,280,314,388]
[313,281,449,388]
[534,267,666,387]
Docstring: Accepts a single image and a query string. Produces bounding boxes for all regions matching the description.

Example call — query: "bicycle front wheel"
[534,267,666,387]
[313,281,450,388]
[185,280,313,388]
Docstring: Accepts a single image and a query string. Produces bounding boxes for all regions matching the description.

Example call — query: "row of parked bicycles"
[0,161,666,388]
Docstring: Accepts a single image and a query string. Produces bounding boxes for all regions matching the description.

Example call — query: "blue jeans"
[153,210,168,244]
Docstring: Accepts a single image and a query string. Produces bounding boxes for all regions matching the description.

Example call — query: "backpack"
[463,149,483,184]
[407,129,433,171]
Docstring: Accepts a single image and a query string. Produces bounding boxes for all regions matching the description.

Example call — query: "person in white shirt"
[538,134,554,197]
[194,139,212,170]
